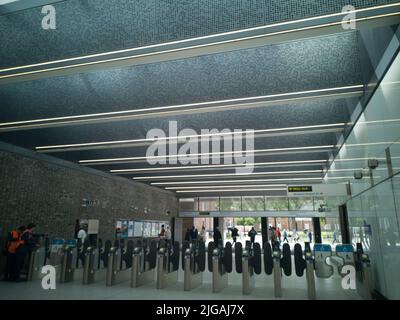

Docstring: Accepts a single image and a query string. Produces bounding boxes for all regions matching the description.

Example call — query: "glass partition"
[288,197,313,211]
[265,197,289,211]
[198,197,219,211]
[219,197,242,211]
[241,196,265,211]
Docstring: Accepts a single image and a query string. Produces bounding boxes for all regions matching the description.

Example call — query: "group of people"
[268,226,313,249]
[184,226,206,242]
[3,223,36,282]
[230,226,258,245]
[158,224,172,240]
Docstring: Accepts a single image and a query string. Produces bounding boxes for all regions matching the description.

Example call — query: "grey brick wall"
[0,146,178,241]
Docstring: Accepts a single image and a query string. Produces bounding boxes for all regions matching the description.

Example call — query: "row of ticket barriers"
[25,238,374,299]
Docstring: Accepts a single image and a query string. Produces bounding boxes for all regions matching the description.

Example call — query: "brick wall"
[0,145,178,241]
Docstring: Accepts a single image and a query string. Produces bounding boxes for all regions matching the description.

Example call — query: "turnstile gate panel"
[195,241,206,272]
[223,242,233,273]
[235,242,243,273]
[182,241,190,270]
[294,243,306,277]
[207,241,216,272]
[281,243,292,276]
[263,242,273,275]
[253,243,262,275]
[314,244,334,278]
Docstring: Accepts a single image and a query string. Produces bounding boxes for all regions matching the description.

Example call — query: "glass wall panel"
[288,197,313,211]
[241,196,265,211]
[265,197,288,211]
[198,197,219,211]
[178,198,198,211]
[219,197,242,211]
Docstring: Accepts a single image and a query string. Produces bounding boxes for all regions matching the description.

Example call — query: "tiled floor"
[0,260,361,300]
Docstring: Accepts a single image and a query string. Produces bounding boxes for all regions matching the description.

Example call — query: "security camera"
[354,171,363,180]
[166,210,171,216]
[368,159,379,170]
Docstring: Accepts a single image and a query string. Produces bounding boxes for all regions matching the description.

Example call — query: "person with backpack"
[4,226,25,281]
[231,226,239,244]
[248,227,257,246]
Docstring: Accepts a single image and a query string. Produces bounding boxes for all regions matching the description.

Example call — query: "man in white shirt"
[165,226,172,240]
[77,226,87,244]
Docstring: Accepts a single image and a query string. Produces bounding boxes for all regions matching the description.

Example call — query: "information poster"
[128,221,134,237]
[143,221,151,237]
[133,221,143,237]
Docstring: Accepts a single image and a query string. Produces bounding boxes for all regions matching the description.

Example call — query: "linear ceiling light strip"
[0,3,398,78]
[79,145,335,165]
[175,188,287,193]
[165,184,288,190]
[0,86,362,132]
[150,176,354,186]
[110,160,327,174]
[132,170,323,181]
[35,122,346,152]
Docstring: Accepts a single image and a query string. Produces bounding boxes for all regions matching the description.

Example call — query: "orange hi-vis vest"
[7,230,23,254]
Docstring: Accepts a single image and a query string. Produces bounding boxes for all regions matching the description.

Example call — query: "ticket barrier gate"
[294,243,361,300]
[235,242,262,295]
[182,240,206,291]
[208,241,232,293]
[294,243,316,300]
[263,242,292,298]
[82,239,110,285]
[131,240,157,288]
[157,240,180,289]
[26,244,47,281]
[106,240,132,286]
[355,243,373,300]
[59,239,86,283]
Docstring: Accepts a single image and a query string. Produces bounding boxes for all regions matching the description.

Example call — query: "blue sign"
[336,244,354,253]
[67,239,77,247]
[314,244,332,252]
[51,239,64,245]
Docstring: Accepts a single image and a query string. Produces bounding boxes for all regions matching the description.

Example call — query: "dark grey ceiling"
[0,0,397,68]
[0,0,398,197]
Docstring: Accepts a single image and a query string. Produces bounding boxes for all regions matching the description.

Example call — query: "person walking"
[269,227,277,249]
[231,226,239,244]
[332,230,337,244]
[276,228,282,243]
[184,228,191,241]
[282,229,289,243]
[199,226,206,242]
[158,224,166,239]
[248,227,257,246]
[189,226,196,240]
[308,230,313,243]
[213,227,222,247]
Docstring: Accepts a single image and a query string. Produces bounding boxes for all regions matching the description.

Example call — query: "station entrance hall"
[0,0,400,302]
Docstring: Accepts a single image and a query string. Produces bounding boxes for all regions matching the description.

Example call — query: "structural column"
[312,217,322,244]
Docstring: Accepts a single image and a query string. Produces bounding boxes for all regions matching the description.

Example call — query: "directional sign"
[287,184,348,197]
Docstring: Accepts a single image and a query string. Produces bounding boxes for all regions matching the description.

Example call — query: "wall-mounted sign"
[288,186,313,193]
[287,184,347,197]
